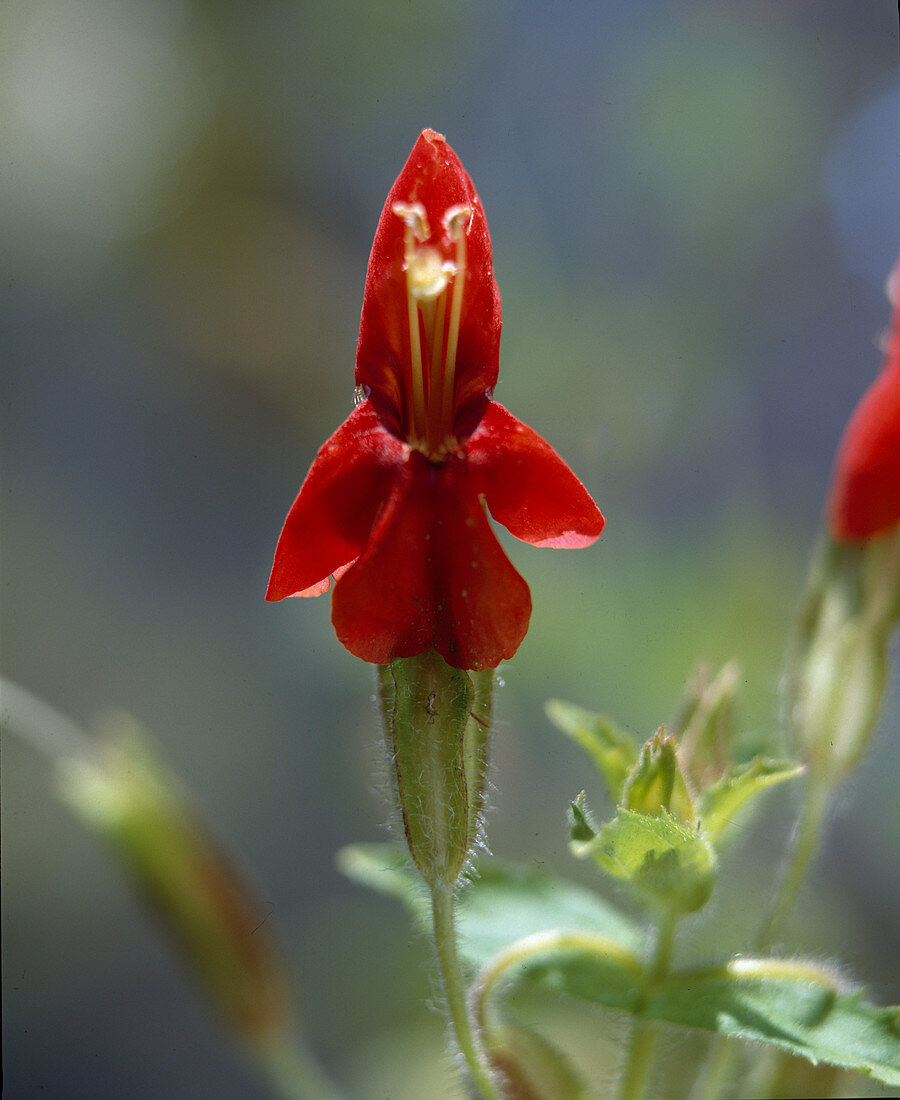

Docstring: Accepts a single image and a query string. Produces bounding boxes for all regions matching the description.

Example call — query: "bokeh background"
[3,1,899,1096]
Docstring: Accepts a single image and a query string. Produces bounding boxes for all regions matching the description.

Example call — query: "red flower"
[267,130,604,669]
[828,264,900,543]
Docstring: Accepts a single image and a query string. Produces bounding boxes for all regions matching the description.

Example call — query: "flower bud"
[56,712,294,1044]
[378,648,493,891]
[622,727,695,826]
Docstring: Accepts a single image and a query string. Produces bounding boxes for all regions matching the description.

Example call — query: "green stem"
[617,912,677,1100]
[431,884,502,1100]
[757,776,831,952]
[692,778,834,1100]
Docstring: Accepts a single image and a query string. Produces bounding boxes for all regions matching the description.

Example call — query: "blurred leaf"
[697,756,804,847]
[572,808,716,914]
[545,700,637,802]
[336,843,644,962]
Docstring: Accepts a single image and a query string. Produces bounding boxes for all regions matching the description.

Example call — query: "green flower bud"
[622,727,695,825]
[785,529,900,780]
[56,713,294,1045]
[378,648,493,891]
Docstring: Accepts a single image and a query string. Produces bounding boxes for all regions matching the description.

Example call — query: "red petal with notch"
[466,402,606,548]
[266,402,406,600]
[331,450,531,670]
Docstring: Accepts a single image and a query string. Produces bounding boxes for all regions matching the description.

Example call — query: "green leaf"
[574,807,716,914]
[649,958,900,1086]
[697,756,805,847]
[336,843,644,961]
[485,947,900,1085]
[545,700,637,802]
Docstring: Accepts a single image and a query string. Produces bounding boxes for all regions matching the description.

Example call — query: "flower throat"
[392,200,472,461]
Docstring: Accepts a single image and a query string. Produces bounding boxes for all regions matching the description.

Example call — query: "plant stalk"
[617,912,676,1100]
[431,883,503,1100]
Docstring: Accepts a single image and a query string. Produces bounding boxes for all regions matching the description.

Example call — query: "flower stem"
[757,775,831,952]
[691,777,834,1100]
[617,912,676,1100]
[430,883,502,1100]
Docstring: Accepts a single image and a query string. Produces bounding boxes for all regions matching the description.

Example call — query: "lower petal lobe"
[331,452,531,670]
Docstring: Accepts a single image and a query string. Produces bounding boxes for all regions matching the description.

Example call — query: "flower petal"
[331,452,531,670]
[466,402,606,548]
[828,362,900,542]
[265,402,405,600]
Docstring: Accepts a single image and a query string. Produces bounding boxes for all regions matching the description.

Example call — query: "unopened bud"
[56,713,294,1044]
[622,727,695,826]
[785,529,900,780]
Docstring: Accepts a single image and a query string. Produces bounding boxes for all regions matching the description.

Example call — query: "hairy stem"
[431,884,502,1100]
[617,912,676,1100]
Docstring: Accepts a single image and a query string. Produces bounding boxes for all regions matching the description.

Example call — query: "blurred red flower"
[267,130,604,669]
[828,263,900,543]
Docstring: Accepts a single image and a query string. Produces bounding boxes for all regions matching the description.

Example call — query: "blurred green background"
[3,1,898,1096]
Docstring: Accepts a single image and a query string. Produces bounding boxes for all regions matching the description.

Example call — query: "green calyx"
[378,648,494,891]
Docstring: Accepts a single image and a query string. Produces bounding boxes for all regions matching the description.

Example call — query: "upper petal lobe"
[466,402,606,548]
[266,401,405,600]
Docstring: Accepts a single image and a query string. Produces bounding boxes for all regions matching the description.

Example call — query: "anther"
[392,202,429,240]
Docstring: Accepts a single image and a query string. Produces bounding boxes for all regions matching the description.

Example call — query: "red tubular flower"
[828,264,900,543]
[267,129,604,670]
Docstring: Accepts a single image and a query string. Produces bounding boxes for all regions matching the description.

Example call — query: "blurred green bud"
[785,530,900,781]
[378,648,493,891]
[56,713,294,1045]
[671,660,741,787]
[622,727,695,825]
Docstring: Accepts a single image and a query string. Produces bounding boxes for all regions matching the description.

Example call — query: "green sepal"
[786,529,900,781]
[569,791,597,843]
[377,649,492,891]
[697,756,804,847]
[545,700,637,802]
[573,807,716,914]
[621,727,695,824]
